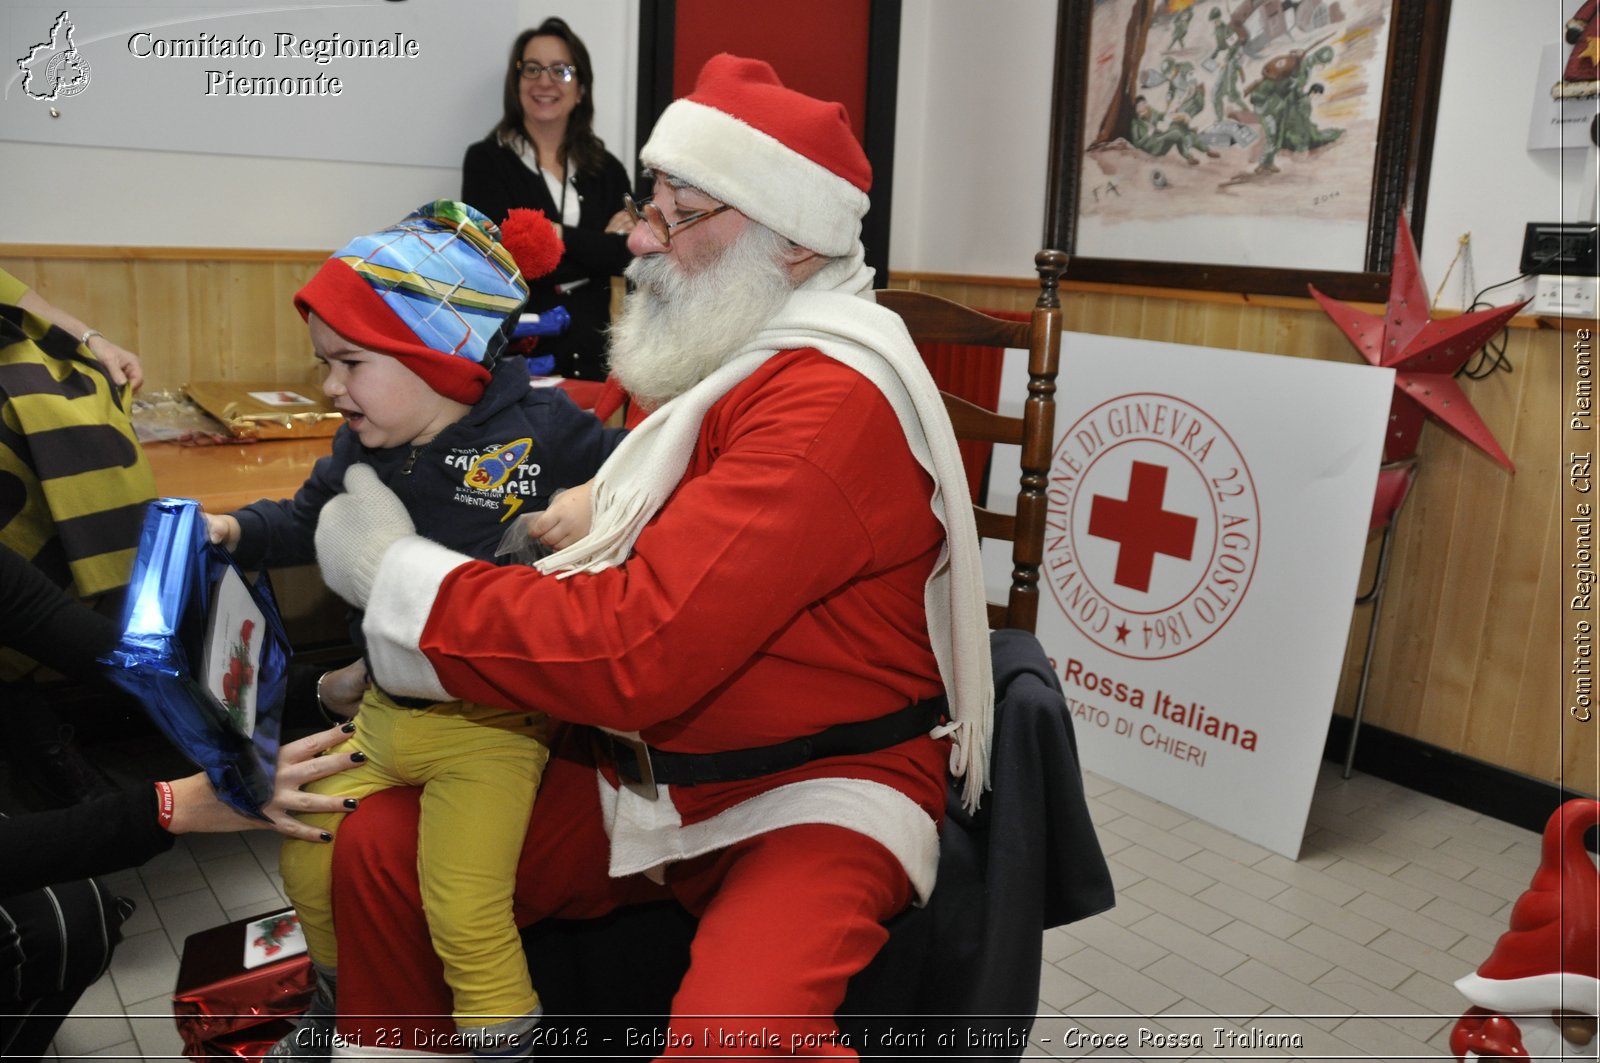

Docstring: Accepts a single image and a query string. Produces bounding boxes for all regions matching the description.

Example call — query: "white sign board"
[984,334,1393,858]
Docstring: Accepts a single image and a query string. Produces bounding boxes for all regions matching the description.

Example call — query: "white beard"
[607,223,794,410]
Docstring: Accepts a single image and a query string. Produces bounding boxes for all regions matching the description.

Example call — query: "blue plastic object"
[100,498,289,819]
[511,305,571,337]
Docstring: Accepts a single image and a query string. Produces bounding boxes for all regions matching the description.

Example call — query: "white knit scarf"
[536,265,994,810]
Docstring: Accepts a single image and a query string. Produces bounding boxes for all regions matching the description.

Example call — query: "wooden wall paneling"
[1565,588,1600,790]
[1271,305,1308,357]
[1548,464,1587,787]
[1234,301,1274,356]
[92,259,138,364]
[276,260,323,385]
[1139,294,1178,345]
[1462,330,1562,771]
[227,264,256,374]
[1169,298,1206,350]
[32,258,93,328]
[1381,425,1467,745]
[1108,292,1145,340]
[1419,371,1528,752]
[185,261,229,385]
[1200,302,1243,354]
[1507,489,1563,782]
[1075,290,1112,337]
[132,260,194,392]
[1,250,329,393]
[1420,347,1539,749]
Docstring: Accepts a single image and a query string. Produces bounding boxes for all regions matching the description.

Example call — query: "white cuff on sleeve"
[361,535,470,702]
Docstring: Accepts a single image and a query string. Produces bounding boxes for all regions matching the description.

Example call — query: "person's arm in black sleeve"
[0,723,370,894]
[559,155,635,276]
[0,785,174,895]
[462,140,515,228]
[0,542,119,670]
[558,226,632,278]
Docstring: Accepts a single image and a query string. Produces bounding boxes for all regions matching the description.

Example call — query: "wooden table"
[144,436,333,512]
[144,437,348,645]
[143,379,606,511]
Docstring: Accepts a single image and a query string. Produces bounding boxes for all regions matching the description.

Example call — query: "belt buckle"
[611,733,659,801]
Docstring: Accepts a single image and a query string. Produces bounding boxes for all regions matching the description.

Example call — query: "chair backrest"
[875,249,1067,634]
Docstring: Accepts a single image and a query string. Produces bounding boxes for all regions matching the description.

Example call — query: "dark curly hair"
[492,18,609,178]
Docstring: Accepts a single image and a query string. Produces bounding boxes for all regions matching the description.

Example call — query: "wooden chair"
[874,248,1068,633]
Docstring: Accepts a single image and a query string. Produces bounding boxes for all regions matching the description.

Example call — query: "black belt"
[600,696,948,789]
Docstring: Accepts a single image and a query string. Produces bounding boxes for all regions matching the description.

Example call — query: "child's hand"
[316,659,368,721]
[204,512,242,551]
[528,482,594,551]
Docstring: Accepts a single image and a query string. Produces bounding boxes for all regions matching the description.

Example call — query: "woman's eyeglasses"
[516,61,576,83]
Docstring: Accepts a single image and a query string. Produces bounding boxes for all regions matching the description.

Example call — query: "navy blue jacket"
[231,356,626,571]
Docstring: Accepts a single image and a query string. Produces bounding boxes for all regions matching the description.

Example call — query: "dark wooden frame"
[1044,0,1451,301]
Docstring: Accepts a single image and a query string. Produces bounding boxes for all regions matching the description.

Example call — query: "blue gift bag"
[100,498,290,819]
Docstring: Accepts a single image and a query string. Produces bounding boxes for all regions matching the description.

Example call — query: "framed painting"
[1045,0,1451,300]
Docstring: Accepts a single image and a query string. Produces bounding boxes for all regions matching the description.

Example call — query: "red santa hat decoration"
[1556,0,1599,99]
[1451,799,1600,1060]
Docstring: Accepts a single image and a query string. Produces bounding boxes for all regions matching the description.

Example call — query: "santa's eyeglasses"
[623,194,733,248]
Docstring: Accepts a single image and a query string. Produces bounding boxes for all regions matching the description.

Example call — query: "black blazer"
[462,137,635,380]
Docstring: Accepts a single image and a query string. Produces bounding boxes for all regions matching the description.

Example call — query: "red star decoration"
[1309,216,1526,472]
[1115,622,1130,644]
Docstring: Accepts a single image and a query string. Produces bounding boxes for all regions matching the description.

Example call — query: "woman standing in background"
[462,18,634,381]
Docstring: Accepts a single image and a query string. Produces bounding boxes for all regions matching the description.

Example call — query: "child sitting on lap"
[204,200,623,1061]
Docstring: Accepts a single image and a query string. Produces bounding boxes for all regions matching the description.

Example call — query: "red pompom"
[500,208,565,281]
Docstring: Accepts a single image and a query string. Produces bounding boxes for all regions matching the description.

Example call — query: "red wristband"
[154,780,175,830]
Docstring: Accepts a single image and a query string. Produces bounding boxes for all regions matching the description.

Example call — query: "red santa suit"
[318,55,994,1059]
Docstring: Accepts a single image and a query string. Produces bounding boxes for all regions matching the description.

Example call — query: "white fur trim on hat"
[1454,971,1600,1015]
[362,534,463,702]
[641,98,869,257]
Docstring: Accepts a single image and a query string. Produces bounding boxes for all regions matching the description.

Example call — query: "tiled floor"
[43,762,1551,1061]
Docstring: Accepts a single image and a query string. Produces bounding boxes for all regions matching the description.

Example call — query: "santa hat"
[1454,799,1600,1016]
[294,200,560,404]
[1555,13,1599,99]
[639,54,871,257]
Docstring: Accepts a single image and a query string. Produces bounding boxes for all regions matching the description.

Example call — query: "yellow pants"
[279,687,549,1026]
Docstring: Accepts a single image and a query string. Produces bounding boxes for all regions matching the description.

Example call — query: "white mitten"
[314,464,415,608]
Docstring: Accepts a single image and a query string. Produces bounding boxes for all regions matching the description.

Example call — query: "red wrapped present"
[173,908,314,1062]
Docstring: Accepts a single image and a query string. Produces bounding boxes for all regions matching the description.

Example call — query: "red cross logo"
[1087,461,1198,593]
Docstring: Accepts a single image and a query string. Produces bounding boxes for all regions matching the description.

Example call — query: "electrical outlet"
[1521,222,1599,275]
[1530,274,1600,316]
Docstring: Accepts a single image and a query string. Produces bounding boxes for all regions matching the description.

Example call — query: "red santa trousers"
[330,732,914,1058]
